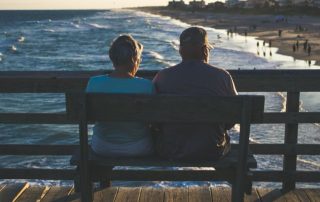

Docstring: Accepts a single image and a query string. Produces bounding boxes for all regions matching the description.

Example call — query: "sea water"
[0,9,319,188]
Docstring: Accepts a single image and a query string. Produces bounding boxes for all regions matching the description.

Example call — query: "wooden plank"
[257,188,282,202]
[71,147,257,168]
[0,183,29,202]
[164,188,188,202]
[2,69,320,92]
[292,189,311,202]
[41,186,73,202]
[211,187,231,202]
[93,187,118,202]
[283,92,300,191]
[281,190,301,202]
[0,113,71,124]
[0,144,78,155]
[250,144,320,155]
[114,187,141,202]
[244,188,260,202]
[304,189,320,202]
[188,186,212,202]
[83,94,264,123]
[263,112,320,124]
[15,186,47,202]
[0,168,76,180]
[139,187,164,202]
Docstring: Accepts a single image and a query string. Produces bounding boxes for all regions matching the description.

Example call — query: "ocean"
[0,9,319,188]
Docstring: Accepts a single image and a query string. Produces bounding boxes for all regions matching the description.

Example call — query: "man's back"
[153,60,237,160]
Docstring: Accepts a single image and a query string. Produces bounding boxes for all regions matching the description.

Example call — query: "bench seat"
[70,146,257,169]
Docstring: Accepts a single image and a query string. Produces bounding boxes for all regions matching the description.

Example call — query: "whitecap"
[10,45,17,52]
[43,29,55,33]
[18,36,25,43]
[87,23,109,29]
[148,51,164,60]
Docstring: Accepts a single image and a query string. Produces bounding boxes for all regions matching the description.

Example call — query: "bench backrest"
[68,94,265,123]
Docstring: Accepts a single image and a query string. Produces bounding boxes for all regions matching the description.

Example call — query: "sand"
[134,7,320,66]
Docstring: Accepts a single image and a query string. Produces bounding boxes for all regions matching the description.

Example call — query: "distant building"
[189,0,206,9]
[226,0,240,7]
[275,0,313,6]
[207,1,226,9]
[246,0,277,8]
[168,0,186,8]
[313,0,320,7]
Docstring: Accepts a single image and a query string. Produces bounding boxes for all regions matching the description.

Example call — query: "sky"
[0,0,224,10]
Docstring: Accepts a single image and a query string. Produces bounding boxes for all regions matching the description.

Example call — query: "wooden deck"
[0,183,319,202]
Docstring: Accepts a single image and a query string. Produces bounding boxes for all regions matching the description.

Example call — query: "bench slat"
[67,94,264,123]
[70,147,257,168]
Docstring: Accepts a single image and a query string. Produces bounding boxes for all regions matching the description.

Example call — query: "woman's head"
[109,35,143,75]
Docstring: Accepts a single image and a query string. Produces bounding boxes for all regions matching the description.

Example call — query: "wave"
[169,40,179,51]
[43,29,55,33]
[18,36,25,43]
[87,23,109,29]
[10,45,18,53]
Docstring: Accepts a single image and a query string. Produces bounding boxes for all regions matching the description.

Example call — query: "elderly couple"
[86,27,238,161]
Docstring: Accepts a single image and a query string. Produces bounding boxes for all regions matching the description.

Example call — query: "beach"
[135,7,320,65]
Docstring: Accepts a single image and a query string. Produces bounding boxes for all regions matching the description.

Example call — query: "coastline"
[133,7,320,66]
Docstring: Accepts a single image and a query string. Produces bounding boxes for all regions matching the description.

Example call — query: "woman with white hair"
[86,35,154,157]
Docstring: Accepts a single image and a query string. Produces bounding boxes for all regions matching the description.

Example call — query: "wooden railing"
[0,70,320,191]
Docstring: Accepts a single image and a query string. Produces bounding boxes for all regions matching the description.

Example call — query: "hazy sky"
[0,0,223,10]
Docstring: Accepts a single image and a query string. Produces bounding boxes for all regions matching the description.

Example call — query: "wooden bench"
[69,93,264,202]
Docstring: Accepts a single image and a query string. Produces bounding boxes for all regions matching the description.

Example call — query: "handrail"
[0,69,320,191]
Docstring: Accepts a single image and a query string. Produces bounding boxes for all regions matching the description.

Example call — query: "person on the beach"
[153,27,237,160]
[296,40,299,50]
[86,35,154,157]
[293,44,296,52]
[269,40,272,47]
[308,45,312,56]
[278,29,282,37]
[304,40,309,52]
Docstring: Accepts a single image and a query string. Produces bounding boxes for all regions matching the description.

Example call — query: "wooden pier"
[0,183,319,202]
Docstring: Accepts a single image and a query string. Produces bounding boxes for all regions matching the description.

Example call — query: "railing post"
[282,91,300,192]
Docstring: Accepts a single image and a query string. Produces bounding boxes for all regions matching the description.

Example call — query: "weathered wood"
[250,144,320,155]
[0,144,78,155]
[15,186,46,202]
[2,70,320,92]
[114,187,141,202]
[0,183,29,202]
[93,187,118,202]
[0,169,76,180]
[71,147,257,168]
[164,188,188,202]
[263,112,320,124]
[256,188,282,202]
[283,92,300,191]
[244,188,260,202]
[139,187,164,202]
[211,187,231,202]
[188,186,212,202]
[304,189,320,202]
[75,94,264,123]
[0,113,70,124]
[252,171,320,182]
[292,189,311,202]
[41,186,74,202]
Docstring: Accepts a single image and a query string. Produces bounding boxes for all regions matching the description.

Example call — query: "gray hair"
[109,35,143,67]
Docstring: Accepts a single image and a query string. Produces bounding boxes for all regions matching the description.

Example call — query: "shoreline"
[133,7,320,66]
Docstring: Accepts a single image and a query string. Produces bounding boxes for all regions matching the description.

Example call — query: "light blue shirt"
[86,75,154,144]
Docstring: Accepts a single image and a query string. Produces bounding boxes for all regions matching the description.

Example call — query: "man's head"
[109,35,143,75]
[179,27,213,63]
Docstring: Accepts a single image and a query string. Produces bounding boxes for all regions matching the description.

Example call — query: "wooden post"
[79,93,93,202]
[232,97,252,202]
[282,92,300,191]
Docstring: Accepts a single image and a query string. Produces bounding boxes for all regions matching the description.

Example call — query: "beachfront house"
[168,0,186,8]
[207,1,226,9]
[226,0,238,7]
[246,0,277,8]
[189,0,206,9]
[275,0,314,6]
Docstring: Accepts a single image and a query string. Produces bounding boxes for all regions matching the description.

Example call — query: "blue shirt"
[86,75,154,144]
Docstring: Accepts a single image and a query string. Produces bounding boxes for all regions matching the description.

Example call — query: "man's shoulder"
[203,63,231,76]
